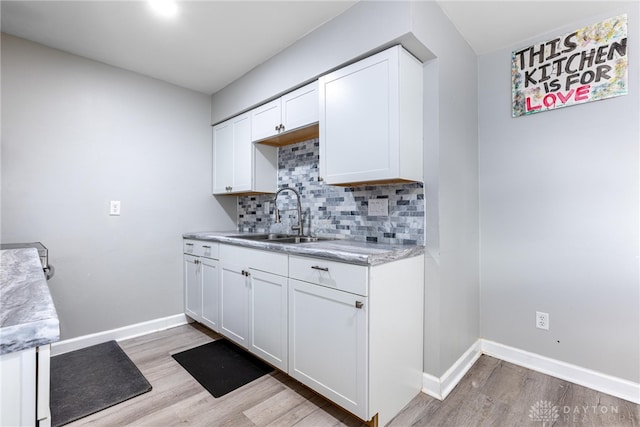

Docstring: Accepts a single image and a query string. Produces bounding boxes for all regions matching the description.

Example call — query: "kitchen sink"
[229,234,333,244]
[230,233,291,241]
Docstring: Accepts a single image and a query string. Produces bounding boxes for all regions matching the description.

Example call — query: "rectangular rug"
[50,340,152,427]
[172,338,273,398]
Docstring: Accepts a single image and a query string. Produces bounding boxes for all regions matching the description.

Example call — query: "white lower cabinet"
[288,254,424,426]
[0,345,51,427]
[288,278,368,419]
[219,244,288,370]
[184,239,424,426]
[200,257,220,331]
[219,260,249,348]
[183,240,220,331]
[249,269,288,370]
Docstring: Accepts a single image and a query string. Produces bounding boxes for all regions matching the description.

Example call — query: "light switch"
[368,199,388,216]
[109,200,121,216]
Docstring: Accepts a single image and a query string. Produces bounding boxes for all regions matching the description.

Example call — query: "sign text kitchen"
[512,15,628,117]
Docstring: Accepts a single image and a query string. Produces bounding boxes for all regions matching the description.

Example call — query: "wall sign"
[512,14,628,117]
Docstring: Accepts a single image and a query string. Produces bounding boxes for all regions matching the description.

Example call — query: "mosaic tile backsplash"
[238,138,425,245]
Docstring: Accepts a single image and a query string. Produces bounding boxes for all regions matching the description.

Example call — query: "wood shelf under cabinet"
[256,123,319,147]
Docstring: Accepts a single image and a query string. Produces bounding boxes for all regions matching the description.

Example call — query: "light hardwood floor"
[67,323,639,426]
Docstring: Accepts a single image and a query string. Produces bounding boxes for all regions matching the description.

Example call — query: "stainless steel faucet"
[274,187,304,236]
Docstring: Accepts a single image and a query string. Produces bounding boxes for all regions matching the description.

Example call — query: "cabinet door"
[319,47,400,184]
[232,113,252,192]
[0,348,37,427]
[184,254,201,321]
[200,257,220,332]
[281,81,318,132]
[288,279,368,419]
[220,261,249,348]
[212,120,234,194]
[251,98,281,142]
[212,113,252,194]
[249,269,287,370]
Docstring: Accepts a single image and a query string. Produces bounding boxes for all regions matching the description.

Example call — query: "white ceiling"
[0,1,357,94]
[0,1,631,95]
[437,1,632,55]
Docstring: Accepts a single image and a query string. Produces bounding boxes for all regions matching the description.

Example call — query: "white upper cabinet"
[251,81,319,144]
[212,112,277,195]
[319,45,423,185]
[251,99,281,142]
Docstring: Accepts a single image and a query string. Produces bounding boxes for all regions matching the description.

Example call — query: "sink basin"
[229,233,291,241]
[229,234,333,244]
[268,236,330,244]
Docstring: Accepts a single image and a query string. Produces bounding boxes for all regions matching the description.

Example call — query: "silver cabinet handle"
[185,243,194,246]
[355,301,364,309]
[202,245,211,249]
[311,265,329,272]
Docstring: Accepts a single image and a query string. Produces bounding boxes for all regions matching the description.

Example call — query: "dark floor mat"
[172,338,273,398]
[50,340,152,427]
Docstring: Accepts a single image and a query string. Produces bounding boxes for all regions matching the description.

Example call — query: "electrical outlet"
[536,311,549,330]
[109,200,121,216]
[368,198,389,216]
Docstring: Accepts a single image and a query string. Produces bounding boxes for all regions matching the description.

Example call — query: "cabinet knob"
[355,301,364,309]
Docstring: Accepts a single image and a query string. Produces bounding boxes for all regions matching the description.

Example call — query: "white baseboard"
[51,314,190,356]
[423,338,640,405]
[481,339,640,405]
[422,340,482,400]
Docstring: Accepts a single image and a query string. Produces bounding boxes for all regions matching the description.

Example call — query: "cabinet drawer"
[220,244,288,277]
[289,255,368,296]
[183,240,219,259]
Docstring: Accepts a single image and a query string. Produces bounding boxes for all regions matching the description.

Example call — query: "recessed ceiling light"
[148,0,179,18]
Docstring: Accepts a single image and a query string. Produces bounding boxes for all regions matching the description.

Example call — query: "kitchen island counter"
[183,231,424,266]
[0,248,59,355]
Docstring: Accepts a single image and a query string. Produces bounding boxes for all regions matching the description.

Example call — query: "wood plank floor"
[67,323,639,426]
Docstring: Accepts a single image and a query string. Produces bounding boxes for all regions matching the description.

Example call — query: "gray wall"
[479,5,640,383]
[411,1,480,377]
[210,0,480,378]
[1,34,236,340]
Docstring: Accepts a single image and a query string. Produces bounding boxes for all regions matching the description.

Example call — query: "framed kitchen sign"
[512,14,628,117]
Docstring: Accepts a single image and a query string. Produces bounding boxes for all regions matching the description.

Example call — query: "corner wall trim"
[51,314,190,356]
[422,339,482,400]
[480,339,640,405]
[423,339,640,405]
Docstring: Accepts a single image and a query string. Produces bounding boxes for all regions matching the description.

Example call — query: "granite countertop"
[0,248,60,355]
[183,231,424,266]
